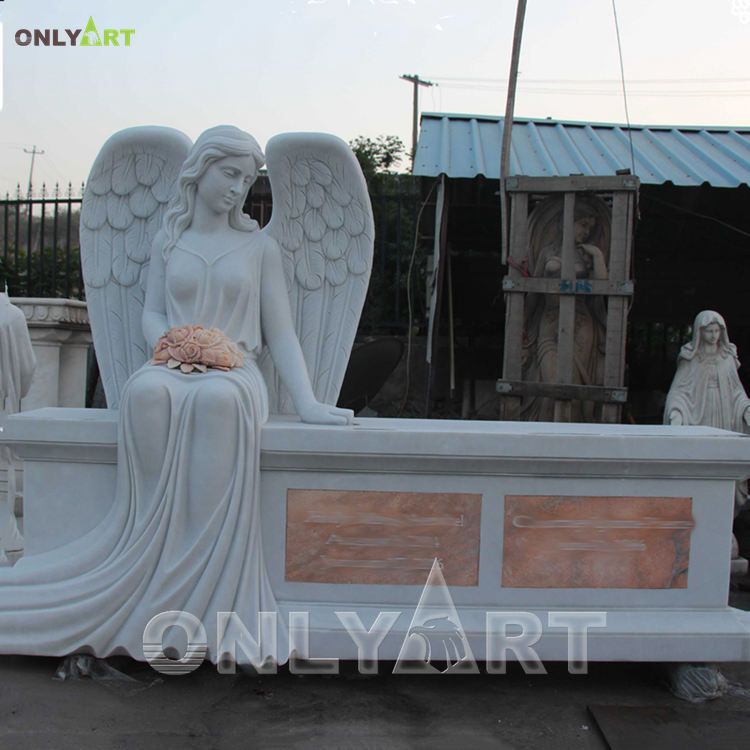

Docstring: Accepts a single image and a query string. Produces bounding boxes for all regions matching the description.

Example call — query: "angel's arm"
[579,243,608,279]
[260,237,352,425]
[142,230,169,352]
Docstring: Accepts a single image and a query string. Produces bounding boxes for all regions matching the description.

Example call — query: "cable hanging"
[612,0,637,183]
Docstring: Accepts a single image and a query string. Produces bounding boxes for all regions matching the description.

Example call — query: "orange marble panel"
[502,495,694,589]
[285,489,482,585]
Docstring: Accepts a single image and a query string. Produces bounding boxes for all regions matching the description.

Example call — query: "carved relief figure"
[0,125,372,667]
[522,197,610,422]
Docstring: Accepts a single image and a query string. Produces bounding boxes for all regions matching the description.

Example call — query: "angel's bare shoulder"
[255,228,282,255]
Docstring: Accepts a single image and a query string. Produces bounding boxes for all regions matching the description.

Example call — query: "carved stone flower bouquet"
[152,325,244,373]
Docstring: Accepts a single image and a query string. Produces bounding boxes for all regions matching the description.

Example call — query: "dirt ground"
[1,588,749,749]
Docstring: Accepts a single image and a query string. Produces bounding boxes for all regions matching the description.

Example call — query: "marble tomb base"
[3,409,750,664]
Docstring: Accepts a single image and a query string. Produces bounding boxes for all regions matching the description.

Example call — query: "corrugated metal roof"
[413,113,750,187]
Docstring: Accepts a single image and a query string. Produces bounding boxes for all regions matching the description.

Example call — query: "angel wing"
[260,133,374,412]
[80,127,192,408]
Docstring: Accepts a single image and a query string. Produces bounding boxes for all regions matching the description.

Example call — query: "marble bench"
[3,408,750,665]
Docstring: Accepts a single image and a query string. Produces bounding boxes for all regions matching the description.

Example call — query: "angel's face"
[196,154,256,215]
[574,215,595,244]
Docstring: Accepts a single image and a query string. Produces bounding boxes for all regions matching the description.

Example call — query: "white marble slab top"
[3,408,750,475]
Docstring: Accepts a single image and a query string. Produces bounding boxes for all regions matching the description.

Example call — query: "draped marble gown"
[0,233,282,664]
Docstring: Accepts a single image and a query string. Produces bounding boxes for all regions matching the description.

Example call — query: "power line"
[435,82,750,96]
[611,0,637,183]
[428,75,750,85]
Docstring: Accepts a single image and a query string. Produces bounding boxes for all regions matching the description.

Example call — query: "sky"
[0,0,748,195]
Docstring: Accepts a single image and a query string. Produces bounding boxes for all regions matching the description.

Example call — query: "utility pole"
[24,145,45,198]
[499,0,527,264]
[400,74,435,164]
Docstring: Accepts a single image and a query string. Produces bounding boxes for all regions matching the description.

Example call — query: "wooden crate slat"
[608,192,630,282]
[603,192,632,387]
[602,192,637,423]
[505,175,639,193]
[497,380,627,403]
[555,193,577,386]
[501,192,528,421]
[502,277,633,296]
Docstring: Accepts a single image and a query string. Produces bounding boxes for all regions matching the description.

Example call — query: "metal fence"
[0,184,85,299]
[1,176,426,333]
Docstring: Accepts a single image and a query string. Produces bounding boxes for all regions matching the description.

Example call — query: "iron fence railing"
[1,176,426,332]
[0,183,85,299]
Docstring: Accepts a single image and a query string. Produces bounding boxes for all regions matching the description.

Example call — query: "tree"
[349,135,406,179]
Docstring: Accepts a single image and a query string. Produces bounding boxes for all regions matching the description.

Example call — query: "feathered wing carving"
[81,127,192,408]
[260,133,374,413]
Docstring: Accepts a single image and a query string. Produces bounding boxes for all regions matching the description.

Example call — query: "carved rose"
[152,325,244,374]
[175,342,202,363]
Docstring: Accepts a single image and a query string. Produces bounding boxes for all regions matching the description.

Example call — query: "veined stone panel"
[285,489,482,585]
[502,495,694,589]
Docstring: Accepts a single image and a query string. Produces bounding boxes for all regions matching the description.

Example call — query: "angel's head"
[163,125,265,255]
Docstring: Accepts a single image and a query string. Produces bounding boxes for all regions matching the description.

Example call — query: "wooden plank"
[601,191,633,423]
[505,175,638,193]
[500,192,529,420]
[607,191,630,284]
[555,192,576,382]
[502,277,633,296]
[497,379,627,403]
[553,192,577,422]
[601,299,627,423]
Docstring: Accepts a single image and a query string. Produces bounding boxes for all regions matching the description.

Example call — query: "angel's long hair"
[162,125,265,258]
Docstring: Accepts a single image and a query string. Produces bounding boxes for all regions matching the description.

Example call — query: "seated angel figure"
[0,125,372,669]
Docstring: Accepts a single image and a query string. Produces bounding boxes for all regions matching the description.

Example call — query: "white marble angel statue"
[0,125,373,667]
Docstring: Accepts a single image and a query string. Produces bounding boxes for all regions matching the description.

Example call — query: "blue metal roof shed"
[413,113,750,188]
[412,112,750,421]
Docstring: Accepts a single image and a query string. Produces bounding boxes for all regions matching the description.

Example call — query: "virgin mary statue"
[665,309,750,520]
[665,309,750,432]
